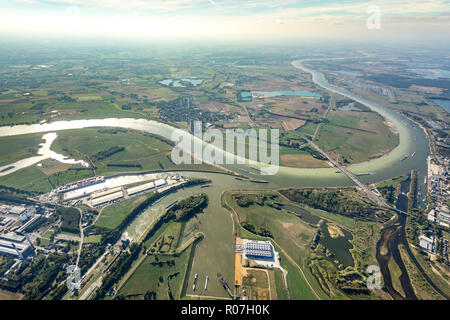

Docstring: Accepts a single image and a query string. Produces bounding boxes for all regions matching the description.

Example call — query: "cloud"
[1,0,449,41]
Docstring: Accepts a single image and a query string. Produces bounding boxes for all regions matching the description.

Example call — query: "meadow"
[315,110,399,163]
[95,192,155,230]
[117,244,194,300]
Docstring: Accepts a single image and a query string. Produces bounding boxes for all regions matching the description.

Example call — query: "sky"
[0,0,449,44]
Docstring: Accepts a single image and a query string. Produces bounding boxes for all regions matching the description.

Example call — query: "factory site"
[0,172,190,297]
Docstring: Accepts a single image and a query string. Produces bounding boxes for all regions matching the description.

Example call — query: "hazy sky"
[1,0,449,44]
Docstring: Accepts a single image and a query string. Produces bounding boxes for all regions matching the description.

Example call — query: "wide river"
[0,60,430,191]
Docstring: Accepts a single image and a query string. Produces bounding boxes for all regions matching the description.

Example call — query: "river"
[0,58,434,299]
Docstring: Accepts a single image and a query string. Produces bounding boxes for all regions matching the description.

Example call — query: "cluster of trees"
[144,290,157,300]
[280,188,390,221]
[234,194,267,207]
[363,73,450,94]
[57,95,76,102]
[91,146,125,162]
[167,194,209,222]
[97,128,128,135]
[378,185,397,204]
[241,222,273,238]
[94,243,143,299]
[302,146,327,161]
[335,269,370,295]
[0,256,15,276]
[1,254,70,300]
[407,170,418,213]
[78,243,104,275]
[0,185,43,197]
[234,193,282,210]
[55,206,80,234]
[106,163,142,168]
[30,102,47,111]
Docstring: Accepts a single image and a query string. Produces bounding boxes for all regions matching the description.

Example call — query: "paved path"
[76,208,84,268]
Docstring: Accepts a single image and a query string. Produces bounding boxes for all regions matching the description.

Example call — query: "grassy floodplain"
[117,244,195,300]
[95,192,156,230]
[224,188,392,300]
[0,133,43,166]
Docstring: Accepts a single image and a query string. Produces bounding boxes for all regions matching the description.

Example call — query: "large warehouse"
[243,240,274,260]
[0,238,33,259]
[126,181,155,196]
[91,190,124,207]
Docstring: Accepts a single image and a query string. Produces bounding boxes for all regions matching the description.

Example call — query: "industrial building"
[154,179,167,188]
[419,234,435,253]
[0,238,33,259]
[91,190,124,207]
[17,214,42,233]
[91,186,122,199]
[8,205,27,216]
[0,217,10,226]
[0,232,25,243]
[243,240,274,260]
[126,181,155,196]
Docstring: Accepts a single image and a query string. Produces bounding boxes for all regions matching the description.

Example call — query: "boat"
[250,180,269,184]
[200,184,211,188]
[165,200,178,209]
[401,155,408,161]
[151,198,163,205]
[356,173,370,176]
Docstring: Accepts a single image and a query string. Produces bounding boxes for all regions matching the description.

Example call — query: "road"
[75,208,84,268]
[306,139,412,217]
[236,102,255,126]
[307,139,387,206]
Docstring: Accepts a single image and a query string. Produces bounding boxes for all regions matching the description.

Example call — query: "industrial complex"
[43,173,185,208]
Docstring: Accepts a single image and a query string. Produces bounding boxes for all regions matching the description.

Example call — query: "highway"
[306,139,411,217]
[307,139,386,206]
[305,138,410,216]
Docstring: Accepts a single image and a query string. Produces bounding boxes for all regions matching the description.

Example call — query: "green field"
[236,223,318,300]
[0,166,53,192]
[225,191,322,299]
[230,192,316,261]
[274,269,288,300]
[315,110,399,163]
[117,244,194,300]
[95,192,155,230]
[0,133,43,166]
